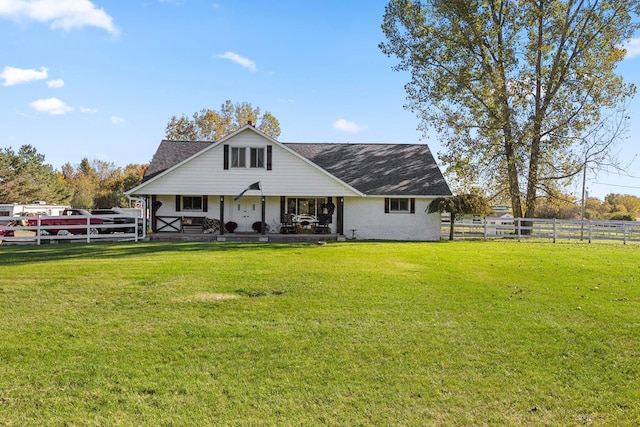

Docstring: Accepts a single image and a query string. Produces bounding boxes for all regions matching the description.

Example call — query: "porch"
[149,231,343,243]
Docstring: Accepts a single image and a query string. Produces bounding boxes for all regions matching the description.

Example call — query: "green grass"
[0,240,639,426]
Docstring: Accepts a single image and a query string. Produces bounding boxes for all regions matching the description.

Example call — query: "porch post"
[219,195,225,235]
[261,196,266,235]
[151,195,157,232]
[337,197,344,235]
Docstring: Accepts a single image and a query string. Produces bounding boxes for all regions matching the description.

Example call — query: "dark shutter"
[384,198,390,213]
[280,196,286,220]
[223,144,229,170]
[267,145,272,170]
[203,195,208,212]
[175,195,181,212]
[410,198,415,214]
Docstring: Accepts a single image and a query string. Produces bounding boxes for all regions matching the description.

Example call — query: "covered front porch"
[147,194,344,236]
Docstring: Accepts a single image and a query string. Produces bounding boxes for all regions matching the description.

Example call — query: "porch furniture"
[182,216,205,233]
[280,214,297,234]
[314,214,331,234]
[293,214,318,233]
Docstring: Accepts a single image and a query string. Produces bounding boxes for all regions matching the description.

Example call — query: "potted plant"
[224,221,238,233]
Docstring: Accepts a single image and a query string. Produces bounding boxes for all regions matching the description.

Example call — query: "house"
[126,125,452,241]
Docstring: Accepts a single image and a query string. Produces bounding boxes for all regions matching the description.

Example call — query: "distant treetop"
[165,100,281,141]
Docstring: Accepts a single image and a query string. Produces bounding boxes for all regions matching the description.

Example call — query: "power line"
[592,182,640,189]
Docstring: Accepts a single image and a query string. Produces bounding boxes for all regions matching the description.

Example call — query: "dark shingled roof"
[142,140,452,196]
[143,140,213,182]
[285,143,452,196]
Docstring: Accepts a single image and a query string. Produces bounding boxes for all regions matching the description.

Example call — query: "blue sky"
[0,0,639,200]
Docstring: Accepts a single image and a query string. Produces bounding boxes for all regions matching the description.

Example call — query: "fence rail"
[442,217,640,244]
[0,214,144,245]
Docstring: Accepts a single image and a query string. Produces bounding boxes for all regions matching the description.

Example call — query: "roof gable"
[133,127,451,197]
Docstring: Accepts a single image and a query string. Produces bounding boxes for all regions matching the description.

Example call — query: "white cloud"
[333,119,368,133]
[80,106,98,113]
[30,97,73,115]
[217,51,257,72]
[0,0,118,34]
[624,38,640,59]
[46,78,64,88]
[0,66,48,86]
[110,116,125,124]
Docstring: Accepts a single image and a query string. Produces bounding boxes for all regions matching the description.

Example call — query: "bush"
[609,213,633,221]
[224,221,238,233]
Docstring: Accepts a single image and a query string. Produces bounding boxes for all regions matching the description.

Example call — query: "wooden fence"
[442,217,640,244]
[0,214,144,245]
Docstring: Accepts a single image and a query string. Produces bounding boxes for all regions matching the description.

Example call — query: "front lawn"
[0,241,638,425]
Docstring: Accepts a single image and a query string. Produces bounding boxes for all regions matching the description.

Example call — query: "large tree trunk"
[524,4,545,221]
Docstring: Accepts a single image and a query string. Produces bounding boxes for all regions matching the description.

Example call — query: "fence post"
[553,219,556,243]
[36,215,41,245]
[588,220,592,244]
[517,218,521,242]
[483,218,487,241]
[623,223,627,245]
[86,216,91,243]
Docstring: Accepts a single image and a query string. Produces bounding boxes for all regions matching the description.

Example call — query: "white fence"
[0,214,145,245]
[442,217,640,244]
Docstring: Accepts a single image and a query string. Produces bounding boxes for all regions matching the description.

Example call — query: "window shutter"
[267,145,272,170]
[384,198,390,213]
[223,144,229,170]
[175,195,181,212]
[203,195,208,212]
[410,198,415,213]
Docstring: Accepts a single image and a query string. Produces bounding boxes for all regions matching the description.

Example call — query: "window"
[182,196,203,211]
[390,198,410,212]
[385,197,414,213]
[231,147,246,168]
[250,147,265,168]
[286,198,323,216]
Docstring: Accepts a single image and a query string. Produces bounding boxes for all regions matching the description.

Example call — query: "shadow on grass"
[0,241,320,265]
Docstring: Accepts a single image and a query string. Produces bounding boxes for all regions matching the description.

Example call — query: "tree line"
[0,145,147,209]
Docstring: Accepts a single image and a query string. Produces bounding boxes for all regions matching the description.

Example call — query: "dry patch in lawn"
[179,293,239,302]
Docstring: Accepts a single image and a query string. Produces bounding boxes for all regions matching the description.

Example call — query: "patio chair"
[314,214,331,234]
[280,213,297,234]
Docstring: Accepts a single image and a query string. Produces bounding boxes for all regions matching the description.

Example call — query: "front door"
[235,197,262,232]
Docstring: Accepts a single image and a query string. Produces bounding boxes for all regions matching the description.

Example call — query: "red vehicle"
[0,224,13,236]
[28,208,105,235]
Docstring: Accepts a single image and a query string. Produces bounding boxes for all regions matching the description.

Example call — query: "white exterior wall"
[141,129,358,197]
[342,197,442,241]
[154,195,284,233]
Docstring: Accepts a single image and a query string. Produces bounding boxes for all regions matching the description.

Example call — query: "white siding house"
[126,125,452,241]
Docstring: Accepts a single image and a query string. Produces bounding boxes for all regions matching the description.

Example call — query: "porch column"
[337,197,344,235]
[261,196,266,235]
[219,195,225,235]
[151,195,157,232]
